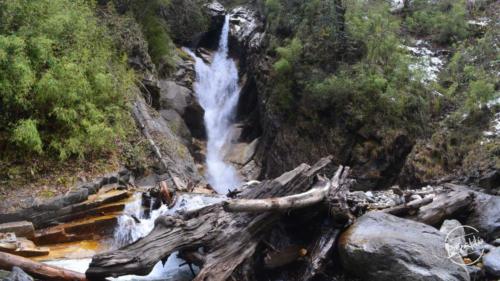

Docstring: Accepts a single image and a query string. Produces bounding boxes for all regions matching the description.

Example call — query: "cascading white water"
[186,16,242,194]
[43,15,243,281]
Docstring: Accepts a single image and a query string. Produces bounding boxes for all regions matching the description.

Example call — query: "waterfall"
[185,16,242,194]
[43,15,243,281]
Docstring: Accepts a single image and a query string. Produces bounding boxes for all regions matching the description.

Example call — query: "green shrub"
[0,0,134,160]
[265,0,281,17]
[406,0,469,44]
[466,79,496,110]
[11,119,43,155]
[140,15,174,70]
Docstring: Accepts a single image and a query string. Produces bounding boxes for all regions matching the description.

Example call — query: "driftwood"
[0,252,87,281]
[223,176,331,212]
[301,221,340,281]
[414,187,474,226]
[86,157,345,280]
[383,196,433,216]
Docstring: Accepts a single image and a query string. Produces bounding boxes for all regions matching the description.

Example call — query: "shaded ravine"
[42,15,243,280]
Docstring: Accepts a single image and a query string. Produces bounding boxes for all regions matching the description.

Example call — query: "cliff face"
[111,0,498,192]
[226,2,415,190]
[224,0,498,191]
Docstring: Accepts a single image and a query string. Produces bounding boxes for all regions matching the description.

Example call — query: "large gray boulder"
[483,247,500,278]
[339,212,469,281]
[466,192,500,242]
[158,80,191,115]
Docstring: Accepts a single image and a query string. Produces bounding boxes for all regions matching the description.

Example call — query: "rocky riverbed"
[1,1,499,281]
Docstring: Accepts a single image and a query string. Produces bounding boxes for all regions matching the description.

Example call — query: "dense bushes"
[406,0,469,44]
[264,0,431,136]
[438,27,499,112]
[0,0,134,160]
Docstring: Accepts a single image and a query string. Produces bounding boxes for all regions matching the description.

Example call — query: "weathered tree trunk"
[414,187,473,226]
[86,157,340,280]
[301,221,341,281]
[0,252,87,281]
[383,197,433,216]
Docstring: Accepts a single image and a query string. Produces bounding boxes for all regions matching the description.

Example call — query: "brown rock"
[0,222,35,240]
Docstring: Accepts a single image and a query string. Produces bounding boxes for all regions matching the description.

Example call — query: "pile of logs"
[0,156,476,281]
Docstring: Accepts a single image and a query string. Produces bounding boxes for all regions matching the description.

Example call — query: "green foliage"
[162,0,209,44]
[439,27,499,112]
[11,119,43,155]
[345,0,406,70]
[0,0,134,160]
[124,0,175,72]
[406,0,469,44]
[266,0,430,136]
[141,15,175,70]
[265,0,281,18]
[274,38,302,74]
[270,38,303,110]
[466,79,496,110]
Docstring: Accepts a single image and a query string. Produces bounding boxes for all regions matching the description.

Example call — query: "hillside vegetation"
[0,0,135,161]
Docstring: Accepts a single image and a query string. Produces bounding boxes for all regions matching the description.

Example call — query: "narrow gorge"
[0,0,498,281]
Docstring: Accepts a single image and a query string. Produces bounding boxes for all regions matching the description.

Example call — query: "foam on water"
[185,15,242,194]
[44,193,220,280]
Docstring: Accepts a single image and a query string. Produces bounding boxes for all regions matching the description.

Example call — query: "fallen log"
[86,157,341,280]
[223,176,331,212]
[0,252,87,281]
[383,196,433,216]
[414,187,473,226]
[301,221,341,281]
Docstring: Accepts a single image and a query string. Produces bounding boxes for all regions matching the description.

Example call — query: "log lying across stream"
[86,156,345,280]
[84,156,474,280]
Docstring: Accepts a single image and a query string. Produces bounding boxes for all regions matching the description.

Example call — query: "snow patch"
[406,40,445,83]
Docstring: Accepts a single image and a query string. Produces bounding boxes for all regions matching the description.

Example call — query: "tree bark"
[383,197,433,216]
[0,252,87,281]
[86,157,338,280]
[415,187,474,226]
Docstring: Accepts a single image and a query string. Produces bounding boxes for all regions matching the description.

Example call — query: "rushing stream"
[44,16,241,280]
[185,15,242,194]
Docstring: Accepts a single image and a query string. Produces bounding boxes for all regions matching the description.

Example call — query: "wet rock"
[492,238,500,247]
[4,267,34,281]
[467,265,484,280]
[183,101,206,140]
[160,109,192,141]
[239,160,261,181]
[204,1,225,18]
[478,170,500,190]
[466,192,500,242]
[339,212,469,281]
[0,234,49,257]
[0,221,35,240]
[196,47,214,64]
[134,98,204,187]
[483,247,500,278]
[158,80,191,115]
[440,219,467,257]
[415,187,473,226]
[229,7,264,53]
[225,138,259,166]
